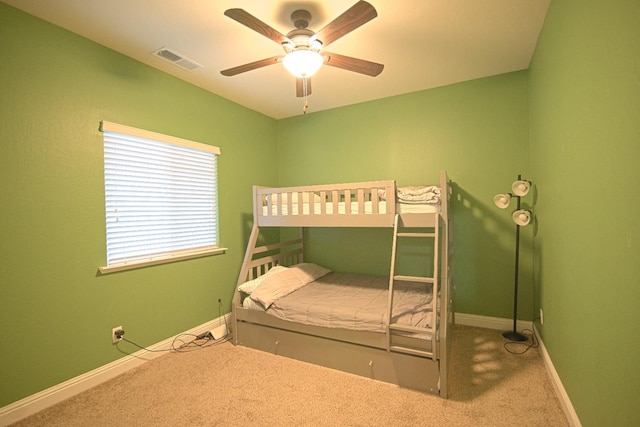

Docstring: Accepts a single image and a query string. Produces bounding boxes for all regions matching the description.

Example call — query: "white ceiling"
[4,0,550,119]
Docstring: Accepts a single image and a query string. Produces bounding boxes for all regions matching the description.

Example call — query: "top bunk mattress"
[262,200,439,216]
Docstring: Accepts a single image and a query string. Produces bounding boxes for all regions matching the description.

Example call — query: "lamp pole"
[503,174,528,342]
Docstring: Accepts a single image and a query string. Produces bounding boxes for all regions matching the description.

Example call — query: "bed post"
[438,170,453,398]
[233,222,260,345]
[298,227,304,263]
[233,186,264,345]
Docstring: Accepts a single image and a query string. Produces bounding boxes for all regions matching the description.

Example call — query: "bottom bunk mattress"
[240,269,434,334]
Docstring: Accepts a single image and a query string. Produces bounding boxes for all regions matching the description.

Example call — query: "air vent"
[152,48,202,71]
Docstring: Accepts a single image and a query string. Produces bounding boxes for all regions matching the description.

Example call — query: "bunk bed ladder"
[387,214,439,360]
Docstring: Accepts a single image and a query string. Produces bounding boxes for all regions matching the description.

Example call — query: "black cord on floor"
[116,298,232,353]
[503,328,539,354]
[119,333,230,354]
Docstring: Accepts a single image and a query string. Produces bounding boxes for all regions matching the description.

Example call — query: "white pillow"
[242,296,266,311]
[250,263,331,309]
[237,265,289,294]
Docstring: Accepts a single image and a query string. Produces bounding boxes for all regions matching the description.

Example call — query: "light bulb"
[511,180,531,197]
[512,209,531,226]
[282,50,323,78]
[493,193,512,209]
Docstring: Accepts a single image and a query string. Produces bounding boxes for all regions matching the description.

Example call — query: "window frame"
[98,121,225,274]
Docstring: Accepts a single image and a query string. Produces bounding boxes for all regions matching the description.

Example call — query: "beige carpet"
[13,326,568,426]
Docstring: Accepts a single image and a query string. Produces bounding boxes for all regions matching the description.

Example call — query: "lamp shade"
[493,193,512,209]
[512,209,531,226]
[282,50,323,78]
[511,180,531,197]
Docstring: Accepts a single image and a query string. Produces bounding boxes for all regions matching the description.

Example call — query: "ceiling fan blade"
[220,56,282,76]
[296,78,312,98]
[224,8,290,45]
[324,52,384,77]
[312,1,377,47]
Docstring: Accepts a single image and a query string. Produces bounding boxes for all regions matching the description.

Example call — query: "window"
[99,121,224,274]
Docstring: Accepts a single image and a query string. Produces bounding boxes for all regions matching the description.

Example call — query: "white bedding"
[379,185,440,204]
[241,271,433,333]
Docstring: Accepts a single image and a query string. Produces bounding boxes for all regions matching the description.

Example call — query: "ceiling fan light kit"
[282,49,324,78]
[221,1,384,113]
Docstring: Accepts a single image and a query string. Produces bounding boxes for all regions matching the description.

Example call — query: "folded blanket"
[379,185,441,204]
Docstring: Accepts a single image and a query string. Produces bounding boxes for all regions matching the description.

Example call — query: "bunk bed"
[232,170,454,397]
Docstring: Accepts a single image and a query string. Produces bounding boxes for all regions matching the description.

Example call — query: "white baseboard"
[455,313,580,427]
[0,315,231,427]
[454,312,533,332]
[1,313,580,427]
[533,326,582,427]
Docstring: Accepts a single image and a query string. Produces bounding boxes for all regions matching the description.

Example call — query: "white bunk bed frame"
[232,170,454,397]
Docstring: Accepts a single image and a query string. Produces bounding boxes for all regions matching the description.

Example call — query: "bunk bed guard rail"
[254,180,398,228]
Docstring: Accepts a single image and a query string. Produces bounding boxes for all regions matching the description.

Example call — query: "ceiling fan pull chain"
[303,76,309,114]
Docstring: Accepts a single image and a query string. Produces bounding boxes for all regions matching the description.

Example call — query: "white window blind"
[99,121,223,273]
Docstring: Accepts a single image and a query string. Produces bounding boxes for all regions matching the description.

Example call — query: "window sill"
[98,247,227,274]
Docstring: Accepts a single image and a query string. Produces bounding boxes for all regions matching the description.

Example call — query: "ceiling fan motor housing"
[291,9,312,29]
[284,10,322,53]
[284,29,321,53]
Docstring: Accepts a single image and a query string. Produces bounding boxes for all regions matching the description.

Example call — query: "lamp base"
[502,330,528,342]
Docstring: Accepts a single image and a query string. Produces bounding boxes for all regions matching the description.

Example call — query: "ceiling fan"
[220,1,384,100]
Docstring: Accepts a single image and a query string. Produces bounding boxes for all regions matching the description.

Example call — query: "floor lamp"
[493,175,533,342]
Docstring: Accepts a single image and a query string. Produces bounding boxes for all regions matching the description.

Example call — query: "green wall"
[529,0,640,425]
[0,3,278,407]
[277,72,532,319]
[4,1,639,424]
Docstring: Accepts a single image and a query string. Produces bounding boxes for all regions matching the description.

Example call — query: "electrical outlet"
[112,326,124,344]
[539,309,544,325]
